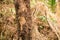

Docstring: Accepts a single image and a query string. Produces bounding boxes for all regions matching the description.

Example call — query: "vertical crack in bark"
[14,0,21,40]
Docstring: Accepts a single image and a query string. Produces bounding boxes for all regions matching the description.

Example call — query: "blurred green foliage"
[47,0,56,13]
[50,16,57,23]
[48,0,56,6]
[38,0,56,13]
[38,16,47,23]
[30,0,36,8]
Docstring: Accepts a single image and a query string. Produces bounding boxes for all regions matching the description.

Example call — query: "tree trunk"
[14,0,32,40]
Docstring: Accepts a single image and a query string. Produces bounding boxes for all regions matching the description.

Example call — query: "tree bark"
[14,0,32,40]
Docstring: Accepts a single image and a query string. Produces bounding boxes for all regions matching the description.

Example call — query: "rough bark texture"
[14,0,32,40]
